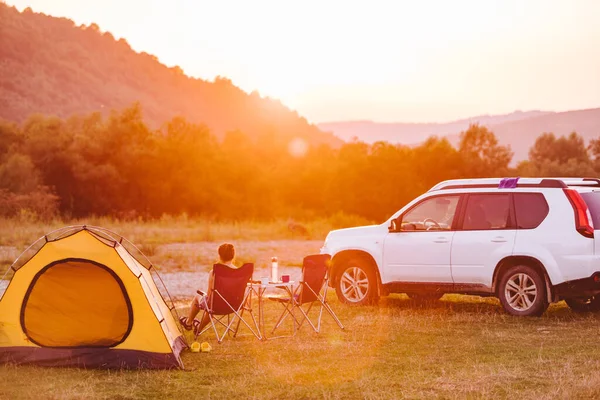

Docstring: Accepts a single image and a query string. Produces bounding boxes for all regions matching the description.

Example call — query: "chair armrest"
[196,289,206,296]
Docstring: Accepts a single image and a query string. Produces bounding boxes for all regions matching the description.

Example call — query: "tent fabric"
[0,226,186,369]
[0,338,187,369]
[22,259,132,348]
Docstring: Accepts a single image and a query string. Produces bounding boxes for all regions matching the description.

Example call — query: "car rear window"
[514,193,549,229]
[580,192,600,227]
[462,193,511,230]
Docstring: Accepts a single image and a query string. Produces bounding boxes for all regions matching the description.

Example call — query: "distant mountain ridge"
[319,109,600,162]
[0,4,341,148]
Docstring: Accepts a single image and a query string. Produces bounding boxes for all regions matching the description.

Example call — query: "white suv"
[321,177,600,316]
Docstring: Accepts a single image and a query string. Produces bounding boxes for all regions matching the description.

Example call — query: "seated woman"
[179,243,237,334]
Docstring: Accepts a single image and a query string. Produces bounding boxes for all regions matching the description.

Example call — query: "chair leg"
[226,308,261,340]
[271,304,289,333]
[295,302,321,333]
[233,309,243,337]
[227,314,237,338]
[194,312,232,344]
[245,306,261,338]
[293,299,344,333]
[271,301,300,334]
[196,290,263,342]
[194,311,221,343]
[323,301,345,330]
[317,303,324,332]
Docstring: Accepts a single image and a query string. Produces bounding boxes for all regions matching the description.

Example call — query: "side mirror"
[389,218,400,232]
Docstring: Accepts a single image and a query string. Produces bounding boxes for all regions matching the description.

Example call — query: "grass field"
[2,219,600,399]
[3,296,600,399]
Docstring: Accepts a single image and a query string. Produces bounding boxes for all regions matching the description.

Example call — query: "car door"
[383,194,461,283]
[450,193,516,288]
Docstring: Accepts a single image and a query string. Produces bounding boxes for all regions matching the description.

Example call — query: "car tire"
[335,258,378,306]
[498,265,548,316]
[565,296,600,312]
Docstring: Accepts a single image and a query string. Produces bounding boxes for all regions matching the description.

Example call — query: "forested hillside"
[2,103,600,221]
[0,3,340,147]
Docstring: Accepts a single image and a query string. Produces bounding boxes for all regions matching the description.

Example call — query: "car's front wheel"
[335,258,378,305]
[498,265,548,316]
[565,296,600,312]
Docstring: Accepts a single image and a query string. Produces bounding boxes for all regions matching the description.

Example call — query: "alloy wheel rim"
[340,267,369,302]
[505,273,537,311]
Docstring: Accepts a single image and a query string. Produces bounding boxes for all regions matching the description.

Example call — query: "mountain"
[318,111,550,144]
[319,109,600,162]
[0,4,341,147]
[481,108,600,162]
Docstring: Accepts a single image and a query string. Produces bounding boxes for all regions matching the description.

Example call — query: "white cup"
[261,277,269,285]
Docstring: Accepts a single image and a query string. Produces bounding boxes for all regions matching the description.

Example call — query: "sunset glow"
[6,0,600,123]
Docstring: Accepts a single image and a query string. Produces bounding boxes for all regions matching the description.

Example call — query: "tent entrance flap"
[21,258,133,348]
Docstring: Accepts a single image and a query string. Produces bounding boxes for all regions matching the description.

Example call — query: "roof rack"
[553,177,600,188]
[429,177,568,191]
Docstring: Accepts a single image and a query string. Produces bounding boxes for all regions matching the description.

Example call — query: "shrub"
[0,187,59,221]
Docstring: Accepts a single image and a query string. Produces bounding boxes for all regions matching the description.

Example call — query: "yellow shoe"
[190,342,201,353]
[200,342,212,352]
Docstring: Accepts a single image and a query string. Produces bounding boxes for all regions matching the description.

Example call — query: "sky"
[6,0,600,123]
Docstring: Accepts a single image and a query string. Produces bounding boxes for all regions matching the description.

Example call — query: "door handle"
[491,237,507,243]
[433,237,449,243]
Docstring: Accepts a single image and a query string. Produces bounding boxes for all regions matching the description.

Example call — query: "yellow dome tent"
[0,225,187,369]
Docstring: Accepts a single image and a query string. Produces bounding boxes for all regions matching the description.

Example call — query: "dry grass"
[3,219,600,398]
[0,213,370,248]
[0,215,365,274]
[0,246,18,274]
[3,295,600,399]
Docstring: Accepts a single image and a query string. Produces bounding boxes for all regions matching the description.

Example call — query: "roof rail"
[553,177,600,188]
[429,177,568,191]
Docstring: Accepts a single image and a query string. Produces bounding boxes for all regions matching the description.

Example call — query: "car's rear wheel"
[565,296,600,312]
[498,265,548,316]
[335,258,378,305]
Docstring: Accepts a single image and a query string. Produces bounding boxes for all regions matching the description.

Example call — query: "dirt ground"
[0,240,323,301]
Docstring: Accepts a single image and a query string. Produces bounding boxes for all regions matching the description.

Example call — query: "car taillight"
[564,189,595,238]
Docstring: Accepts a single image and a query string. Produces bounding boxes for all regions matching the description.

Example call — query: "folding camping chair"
[270,254,344,334]
[195,263,261,343]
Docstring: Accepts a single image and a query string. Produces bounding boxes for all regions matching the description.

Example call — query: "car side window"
[462,194,511,230]
[514,193,549,229]
[401,195,460,231]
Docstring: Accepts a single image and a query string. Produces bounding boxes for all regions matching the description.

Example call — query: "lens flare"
[288,137,308,158]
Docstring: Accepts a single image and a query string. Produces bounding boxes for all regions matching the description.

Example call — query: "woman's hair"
[218,243,235,262]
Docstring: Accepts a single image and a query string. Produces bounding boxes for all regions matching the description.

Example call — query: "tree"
[458,124,513,177]
[529,132,590,165]
[522,132,595,177]
[0,120,20,161]
[19,114,76,214]
[587,137,600,174]
[413,136,464,190]
[0,153,42,194]
[153,116,219,216]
